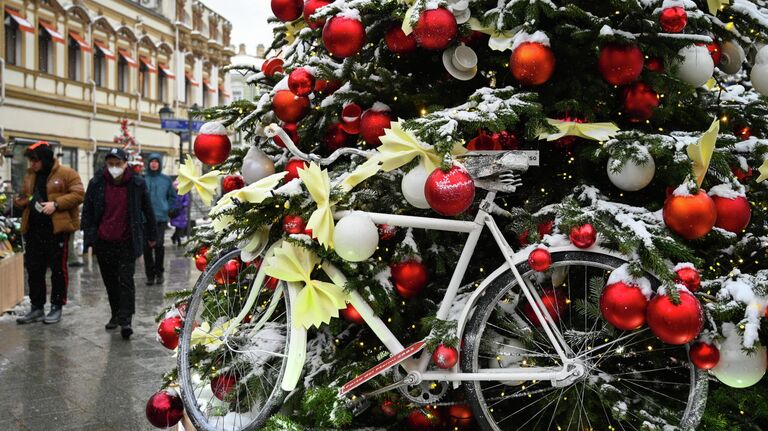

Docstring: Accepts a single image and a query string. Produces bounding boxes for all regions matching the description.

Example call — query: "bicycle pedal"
[344,397,371,417]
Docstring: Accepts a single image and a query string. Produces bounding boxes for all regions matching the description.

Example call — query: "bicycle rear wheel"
[462,250,707,431]
[178,249,290,431]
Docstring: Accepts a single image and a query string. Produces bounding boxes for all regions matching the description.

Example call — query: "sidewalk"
[0,244,195,430]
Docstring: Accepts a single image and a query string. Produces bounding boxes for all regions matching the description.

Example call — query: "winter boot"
[121,324,133,339]
[105,316,119,330]
[43,305,62,324]
[16,308,44,324]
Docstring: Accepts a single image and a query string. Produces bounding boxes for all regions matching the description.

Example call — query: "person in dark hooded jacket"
[143,153,176,285]
[81,148,157,339]
[14,141,84,324]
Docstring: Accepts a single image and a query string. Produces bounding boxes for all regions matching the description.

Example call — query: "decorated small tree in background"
[113,118,144,173]
[151,1,768,430]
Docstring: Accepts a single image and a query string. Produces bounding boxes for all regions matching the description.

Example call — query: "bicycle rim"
[178,249,290,431]
[462,251,707,431]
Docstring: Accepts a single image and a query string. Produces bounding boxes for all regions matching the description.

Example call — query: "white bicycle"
[176,125,707,431]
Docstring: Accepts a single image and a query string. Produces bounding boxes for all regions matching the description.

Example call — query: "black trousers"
[96,239,135,325]
[143,222,166,278]
[24,231,70,309]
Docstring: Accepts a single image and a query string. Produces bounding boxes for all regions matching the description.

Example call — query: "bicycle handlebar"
[263,123,373,166]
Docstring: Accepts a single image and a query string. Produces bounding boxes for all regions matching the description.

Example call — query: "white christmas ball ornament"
[711,323,767,388]
[675,45,714,88]
[606,153,656,192]
[242,146,276,184]
[401,164,431,209]
[750,63,768,96]
[333,212,379,262]
[487,337,526,386]
[754,44,768,65]
[719,40,746,74]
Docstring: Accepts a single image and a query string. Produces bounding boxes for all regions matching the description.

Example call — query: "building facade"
[0,0,235,194]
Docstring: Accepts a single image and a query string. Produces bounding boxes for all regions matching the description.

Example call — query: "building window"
[38,25,52,73]
[94,49,106,86]
[4,14,20,65]
[185,78,193,104]
[58,147,78,171]
[139,62,149,98]
[68,37,81,80]
[158,68,168,102]
[118,56,129,92]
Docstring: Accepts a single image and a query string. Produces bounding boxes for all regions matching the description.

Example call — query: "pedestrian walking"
[169,180,190,246]
[14,141,84,324]
[81,148,157,339]
[143,153,176,285]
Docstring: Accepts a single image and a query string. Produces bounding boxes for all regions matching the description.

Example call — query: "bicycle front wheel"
[462,250,707,431]
[178,249,290,431]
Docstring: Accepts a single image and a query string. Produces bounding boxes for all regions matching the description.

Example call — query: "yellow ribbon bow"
[177,155,220,205]
[756,159,768,183]
[211,172,287,215]
[538,119,620,142]
[190,320,238,351]
[264,242,347,329]
[687,119,719,187]
[378,120,466,172]
[340,157,383,192]
[468,18,516,52]
[298,162,334,249]
[708,0,730,15]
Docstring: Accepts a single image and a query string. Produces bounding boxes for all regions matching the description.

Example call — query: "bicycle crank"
[344,372,421,416]
[392,367,449,405]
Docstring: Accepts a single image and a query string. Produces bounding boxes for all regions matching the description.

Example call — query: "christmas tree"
[148,1,768,430]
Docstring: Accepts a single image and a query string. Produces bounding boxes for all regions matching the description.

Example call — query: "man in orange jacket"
[14,141,84,324]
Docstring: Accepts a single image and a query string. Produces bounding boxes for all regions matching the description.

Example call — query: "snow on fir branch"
[711,269,768,348]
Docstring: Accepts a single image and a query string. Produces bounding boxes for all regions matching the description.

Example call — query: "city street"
[0,244,193,431]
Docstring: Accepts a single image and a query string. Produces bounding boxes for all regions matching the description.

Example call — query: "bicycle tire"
[178,249,291,431]
[461,250,708,431]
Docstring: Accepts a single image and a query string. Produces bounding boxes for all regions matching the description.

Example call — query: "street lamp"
[159,104,174,122]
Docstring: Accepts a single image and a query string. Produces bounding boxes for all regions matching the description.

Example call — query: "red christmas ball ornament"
[380,400,398,417]
[196,246,209,258]
[659,6,688,33]
[734,124,752,141]
[431,344,459,369]
[712,195,751,233]
[378,224,398,241]
[271,0,303,21]
[706,40,722,65]
[493,130,520,150]
[600,282,648,331]
[146,390,184,429]
[539,220,554,236]
[314,79,342,94]
[262,58,285,77]
[282,215,307,235]
[324,122,355,151]
[391,260,429,299]
[733,166,753,183]
[570,224,597,249]
[598,43,644,85]
[222,175,245,193]
[195,254,207,271]
[424,165,476,216]
[528,248,552,272]
[690,341,720,369]
[288,68,316,97]
[522,289,568,326]
[272,90,310,123]
[157,316,183,350]
[284,158,308,182]
[407,407,442,431]
[264,276,280,291]
[675,266,701,292]
[385,25,418,54]
[323,16,366,58]
[273,122,300,148]
[339,303,365,324]
[211,373,238,400]
[622,82,659,122]
[194,133,231,166]
[467,131,502,151]
[647,290,703,345]
[446,404,474,430]
[663,191,717,240]
[216,259,240,284]
[303,0,331,29]
[360,108,393,147]
[413,7,457,51]
[510,42,556,86]
[646,57,664,72]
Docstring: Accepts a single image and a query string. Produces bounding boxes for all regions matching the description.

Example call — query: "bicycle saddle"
[459,151,535,192]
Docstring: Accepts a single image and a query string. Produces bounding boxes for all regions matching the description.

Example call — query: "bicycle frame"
[274,190,583,393]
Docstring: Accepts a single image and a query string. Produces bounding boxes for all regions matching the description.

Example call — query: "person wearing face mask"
[14,141,84,325]
[81,148,157,339]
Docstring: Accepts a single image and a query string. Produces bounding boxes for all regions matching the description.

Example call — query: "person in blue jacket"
[143,153,176,285]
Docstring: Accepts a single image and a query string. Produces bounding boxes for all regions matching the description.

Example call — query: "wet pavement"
[0,241,195,431]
